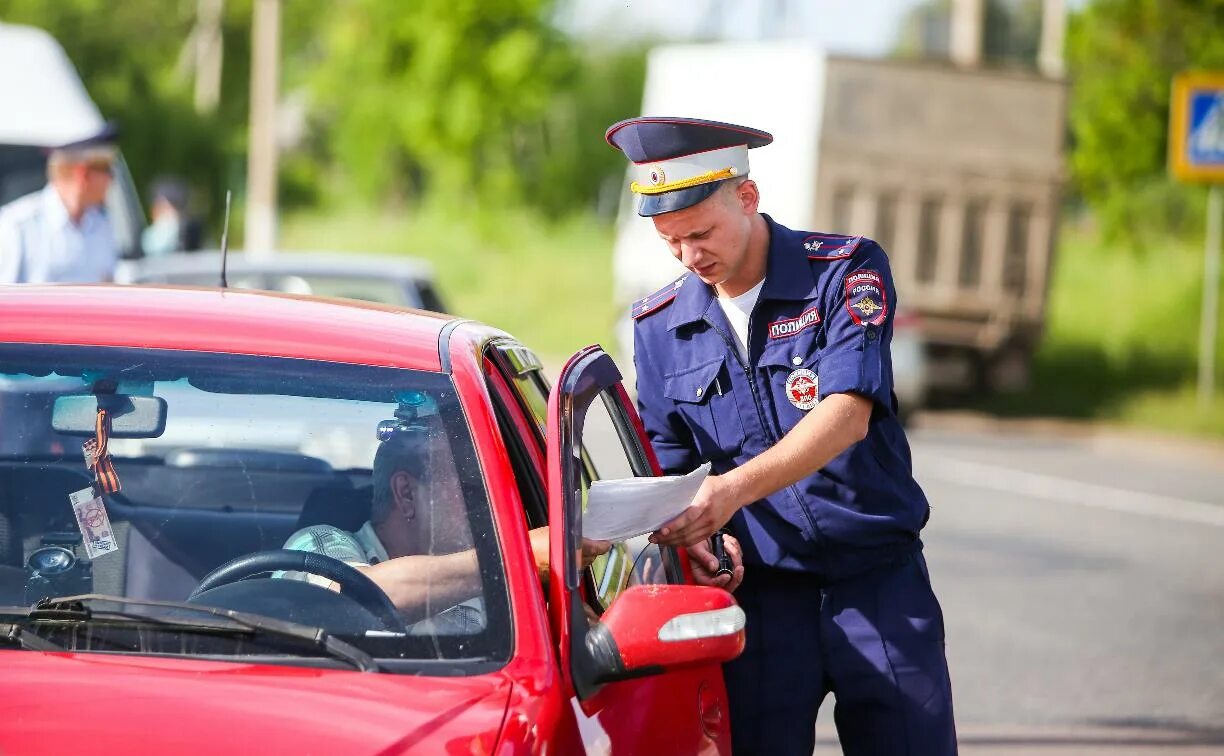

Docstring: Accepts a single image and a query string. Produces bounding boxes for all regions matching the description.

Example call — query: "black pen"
[710,530,734,578]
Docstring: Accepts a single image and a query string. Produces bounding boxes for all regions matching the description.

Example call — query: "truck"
[612,43,1066,398]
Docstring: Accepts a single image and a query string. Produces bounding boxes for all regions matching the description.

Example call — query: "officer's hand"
[650,474,742,547]
[686,537,744,592]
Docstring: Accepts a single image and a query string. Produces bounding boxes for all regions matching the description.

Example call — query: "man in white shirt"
[0,125,120,284]
[280,419,623,631]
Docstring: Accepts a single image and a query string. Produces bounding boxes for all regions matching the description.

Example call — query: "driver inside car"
[279,417,614,630]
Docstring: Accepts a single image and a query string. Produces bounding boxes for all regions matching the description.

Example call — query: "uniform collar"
[666,213,818,330]
[760,214,819,301]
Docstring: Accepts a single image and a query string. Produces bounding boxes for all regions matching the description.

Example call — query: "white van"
[0,22,145,257]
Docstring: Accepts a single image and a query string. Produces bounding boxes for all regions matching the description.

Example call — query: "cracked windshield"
[0,344,509,666]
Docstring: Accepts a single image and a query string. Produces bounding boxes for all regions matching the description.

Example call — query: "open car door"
[546,345,745,753]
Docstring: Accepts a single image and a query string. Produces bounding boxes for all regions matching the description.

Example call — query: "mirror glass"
[51,394,168,438]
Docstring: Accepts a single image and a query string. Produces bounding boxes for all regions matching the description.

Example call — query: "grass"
[974,224,1224,437]
[282,205,1224,438]
[280,204,618,362]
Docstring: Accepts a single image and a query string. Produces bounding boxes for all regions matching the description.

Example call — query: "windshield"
[0,344,510,670]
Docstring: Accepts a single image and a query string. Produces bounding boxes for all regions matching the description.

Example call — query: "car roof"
[0,284,491,372]
[129,251,436,282]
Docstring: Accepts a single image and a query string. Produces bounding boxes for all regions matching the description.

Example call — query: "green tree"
[2,0,647,223]
[0,0,238,220]
[306,0,644,214]
[1066,0,1224,244]
[0,0,325,227]
[514,45,648,216]
[308,0,569,206]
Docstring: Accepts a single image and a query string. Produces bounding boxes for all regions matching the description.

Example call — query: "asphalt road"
[812,422,1224,755]
[583,404,1224,752]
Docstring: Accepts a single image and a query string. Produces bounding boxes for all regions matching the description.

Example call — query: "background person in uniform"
[608,117,957,755]
[0,123,120,283]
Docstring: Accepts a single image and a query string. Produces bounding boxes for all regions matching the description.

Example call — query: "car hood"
[0,651,513,755]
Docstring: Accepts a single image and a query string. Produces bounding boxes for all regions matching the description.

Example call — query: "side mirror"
[582,584,745,685]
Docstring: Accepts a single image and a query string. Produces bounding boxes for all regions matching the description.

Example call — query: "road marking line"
[920,456,1224,528]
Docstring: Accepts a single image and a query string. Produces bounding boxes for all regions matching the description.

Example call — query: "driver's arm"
[350,526,611,622]
[356,551,481,623]
[281,525,482,621]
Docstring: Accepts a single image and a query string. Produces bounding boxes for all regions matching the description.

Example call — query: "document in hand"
[582,462,712,542]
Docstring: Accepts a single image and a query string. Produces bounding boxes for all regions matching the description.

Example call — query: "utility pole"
[1169,74,1224,410]
[1037,0,1066,78]
[245,0,280,258]
[1202,185,1222,410]
[949,0,984,68]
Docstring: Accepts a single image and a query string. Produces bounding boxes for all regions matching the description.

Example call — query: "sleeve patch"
[805,234,862,260]
[844,270,889,326]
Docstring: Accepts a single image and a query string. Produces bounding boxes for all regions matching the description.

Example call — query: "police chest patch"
[844,270,889,327]
[784,368,819,410]
[768,306,821,340]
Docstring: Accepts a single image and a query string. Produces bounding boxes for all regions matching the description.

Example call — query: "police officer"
[0,123,120,284]
[608,117,956,755]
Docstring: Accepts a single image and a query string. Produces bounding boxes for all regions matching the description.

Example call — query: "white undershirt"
[716,278,765,363]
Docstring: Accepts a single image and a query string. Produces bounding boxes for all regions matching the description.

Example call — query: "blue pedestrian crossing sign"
[1170,72,1224,182]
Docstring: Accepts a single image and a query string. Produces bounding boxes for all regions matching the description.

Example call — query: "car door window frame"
[482,351,548,529]
[487,341,685,590]
[547,346,689,699]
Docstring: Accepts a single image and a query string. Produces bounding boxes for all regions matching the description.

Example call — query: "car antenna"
[219,189,233,289]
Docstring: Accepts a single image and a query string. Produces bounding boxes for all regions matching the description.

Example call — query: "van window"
[0,145,46,206]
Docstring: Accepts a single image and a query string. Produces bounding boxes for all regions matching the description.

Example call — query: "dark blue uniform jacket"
[632,215,930,579]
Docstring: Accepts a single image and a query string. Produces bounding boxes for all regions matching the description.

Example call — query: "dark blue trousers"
[722,552,957,755]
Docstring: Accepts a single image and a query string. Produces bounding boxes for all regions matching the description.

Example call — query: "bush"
[1066,0,1224,245]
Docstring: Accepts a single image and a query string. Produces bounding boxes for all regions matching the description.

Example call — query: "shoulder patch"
[803,233,864,261]
[631,275,686,320]
[844,269,889,327]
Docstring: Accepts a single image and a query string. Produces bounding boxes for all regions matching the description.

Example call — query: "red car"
[0,285,744,754]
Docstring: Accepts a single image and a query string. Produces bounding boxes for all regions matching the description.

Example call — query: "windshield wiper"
[1,622,65,652]
[0,594,378,672]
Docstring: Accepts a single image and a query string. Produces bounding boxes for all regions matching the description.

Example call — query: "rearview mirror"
[582,584,745,686]
[51,394,168,438]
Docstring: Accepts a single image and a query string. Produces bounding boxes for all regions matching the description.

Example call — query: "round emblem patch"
[784,368,819,410]
[648,165,666,186]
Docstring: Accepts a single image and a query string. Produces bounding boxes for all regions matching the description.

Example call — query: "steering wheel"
[189,549,406,633]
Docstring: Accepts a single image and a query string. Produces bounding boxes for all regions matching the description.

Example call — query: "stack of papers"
[582,463,711,541]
